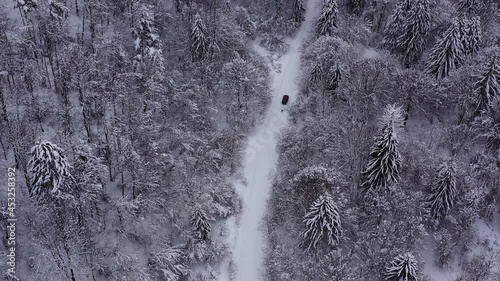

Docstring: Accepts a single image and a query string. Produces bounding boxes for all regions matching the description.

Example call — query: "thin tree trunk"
[90,8,96,43]
[42,56,53,89]
[70,268,76,281]
[121,173,125,197]
[17,7,26,26]
[74,0,79,16]
[132,175,136,199]
[6,74,14,96]
[30,91,45,132]
[48,54,58,93]
[78,85,92,142]
[63,104,72,135]
[81,5,85,44]
[127,1,134,28]
[104,125,113,181]
[12,145,20,170]
[9,74,16,87]
[54,45,64,93]
[0,135,7,160]
[0,81,8,124]
[57,210,77,281]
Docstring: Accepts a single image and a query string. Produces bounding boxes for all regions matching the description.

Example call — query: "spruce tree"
[191,13,210,62]
[360,105,403,195]
[191,208,211,241]
[49,0,68,20]
[397,0,430,66]
[458,18,471,51]
[294,0,306,23]
[134,7,164,67]
[472,99,500,152]
[316,0,338,36]
[384,0,411,52]
[466,16,482,55]
[459,17,481,56]
[310,62,324,84]
[458,0,479,15]
[474,57,500,114]
[347,0,366,14]
[28,140,73,200]
[326,64,342,91]
[425,162,457,220]
[385,252,419,281]
[300,193,341,252]
[425,22,465,78]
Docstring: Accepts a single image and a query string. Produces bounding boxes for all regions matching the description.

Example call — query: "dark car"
[281,95,289,105]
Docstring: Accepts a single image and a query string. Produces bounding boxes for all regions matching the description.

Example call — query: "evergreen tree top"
[426,21,465,78]
[29,140,73,201]
[385,252,419,281]
[300,193,342,252]
[380,104,405,132]
[474,57,500,113]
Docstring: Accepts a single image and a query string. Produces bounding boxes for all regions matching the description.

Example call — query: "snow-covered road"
[220,1,320,280]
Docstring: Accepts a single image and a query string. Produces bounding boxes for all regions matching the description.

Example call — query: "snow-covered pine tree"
[292,165,338,207]
[134,6,164,67]
[316,0,338,36]
[458,0,480,15]
[425,162,457,220]
[294,0,306,23]
[474,57,500,114]
[191,207,211,241]
[28,140,72,200]
[465,16,481,55]
[472,99,500,152]
[397,0,430,66]
[425,22,465,79]
[310,62,324,84]
[362,124,401,190]
[458,17,481,56]
[300,193,341,252]
[384,0,411,52]
[385,252,419,281]
[191,12,210,62]
[326,64,342,91]
[49,0,68,20]
[347,0,366,14]
[360,105,403,195]
[458,18,471,51]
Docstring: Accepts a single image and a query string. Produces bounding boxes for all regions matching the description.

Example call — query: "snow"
[67,12,82,38]
[421,216,500,281]
[420,236,461,281]
[219,1,320,280]
[0,0,22,22]
[473,216,500,254]
[470,215,500,273]
[362,48,380,60]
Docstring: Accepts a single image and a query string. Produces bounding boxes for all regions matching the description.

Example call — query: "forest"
[0,0,499,280]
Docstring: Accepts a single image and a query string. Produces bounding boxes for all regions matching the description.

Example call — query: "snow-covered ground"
[420,215,500,281]
[219,1,320,281]
[421,235,461,281]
